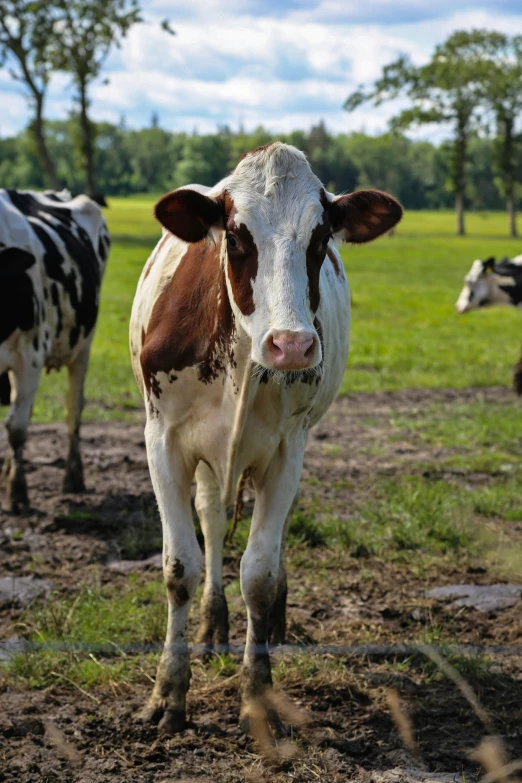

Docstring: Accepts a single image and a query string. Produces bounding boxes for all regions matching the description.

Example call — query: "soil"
[1,387,521,783]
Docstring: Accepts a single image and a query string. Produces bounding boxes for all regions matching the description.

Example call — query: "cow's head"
[155,143,402,372]
[455,257,514,313]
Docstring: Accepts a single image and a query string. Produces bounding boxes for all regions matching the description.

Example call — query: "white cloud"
[1,3,522,140]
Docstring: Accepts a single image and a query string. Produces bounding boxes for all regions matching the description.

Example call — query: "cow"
[130,142,402,737]
[456,255,522,393]
[0,189,110,512]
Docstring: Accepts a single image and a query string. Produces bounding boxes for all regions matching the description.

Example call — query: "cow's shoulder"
[140,238,236,398]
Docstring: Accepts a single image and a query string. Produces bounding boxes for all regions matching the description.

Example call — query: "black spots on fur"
[0,247,38,344]
[33,335,39,351]
[0,373,11,406]
[69,326,81,349]
[50,283,62,337]
[6,189,103,344]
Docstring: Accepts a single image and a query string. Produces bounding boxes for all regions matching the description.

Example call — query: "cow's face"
[456,258,499,313]
[155,144,402,372]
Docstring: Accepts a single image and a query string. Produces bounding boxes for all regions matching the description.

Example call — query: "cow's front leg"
[63,343,90,493]
[268,492,298,645]
[195,462,229,653]
[140,424,201,735]
[2,362,41,513]
[240,438,305,736]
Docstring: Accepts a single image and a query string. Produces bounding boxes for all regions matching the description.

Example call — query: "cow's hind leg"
[240,438,304,737]
[63,344,90,493]
[2,361,42,513]
[140,423,201,735]
[195,461,229,653]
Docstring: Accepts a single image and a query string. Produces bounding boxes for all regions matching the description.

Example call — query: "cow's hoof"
[139,703,165,725]
[139,702,186,735]
[158,709,186,736]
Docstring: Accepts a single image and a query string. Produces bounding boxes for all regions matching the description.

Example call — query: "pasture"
[1,203,522,782]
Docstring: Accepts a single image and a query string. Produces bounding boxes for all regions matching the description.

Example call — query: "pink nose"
[265,330,317,370]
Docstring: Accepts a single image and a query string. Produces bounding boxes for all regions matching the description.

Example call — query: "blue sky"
[1,0,522,139]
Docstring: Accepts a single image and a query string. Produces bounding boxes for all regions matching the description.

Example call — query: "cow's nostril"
[269,337,283,356]
[304,338,315,358]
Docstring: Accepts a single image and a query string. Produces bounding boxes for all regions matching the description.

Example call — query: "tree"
[345,32,485,235]
[48,0,143,197]
[466,31,522,236]
[0,1,59,189]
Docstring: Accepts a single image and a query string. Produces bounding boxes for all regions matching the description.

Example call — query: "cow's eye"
[227,234,240,250]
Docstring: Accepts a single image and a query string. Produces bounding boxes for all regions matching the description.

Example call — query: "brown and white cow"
[0,189,110,512]
[130,143,402,736]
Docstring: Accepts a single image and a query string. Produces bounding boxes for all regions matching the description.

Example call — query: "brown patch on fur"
[326,245,341,276]
[306,215,330,312]
[329,189,402,244]
[140,240,236,395]
[223,192,258,316]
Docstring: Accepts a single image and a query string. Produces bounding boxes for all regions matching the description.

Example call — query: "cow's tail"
[0,373,11,406]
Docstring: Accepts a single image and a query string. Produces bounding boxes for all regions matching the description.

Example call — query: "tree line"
[1,10,522,230]
[0,116,520,215]
[346,30,522,236]
[0,0,172,198]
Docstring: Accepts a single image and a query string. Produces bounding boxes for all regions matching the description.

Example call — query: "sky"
[2,0,522,140]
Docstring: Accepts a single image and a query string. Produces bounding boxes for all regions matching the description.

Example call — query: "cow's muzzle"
[262,329,320,370]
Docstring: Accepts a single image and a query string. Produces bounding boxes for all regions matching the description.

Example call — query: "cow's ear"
[483,257,495,273]
[154,189,223,242]
[328,189,403,243]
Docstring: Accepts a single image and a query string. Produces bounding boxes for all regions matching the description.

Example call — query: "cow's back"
[0,189,109,372]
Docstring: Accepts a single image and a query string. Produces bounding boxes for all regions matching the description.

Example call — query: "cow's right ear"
[483,257,495,273]
[154,189,223,242]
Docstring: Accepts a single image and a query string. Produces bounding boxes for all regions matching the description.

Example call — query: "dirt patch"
[1,387,522,782]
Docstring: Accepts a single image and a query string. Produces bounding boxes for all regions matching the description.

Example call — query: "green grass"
[27,203,522,421]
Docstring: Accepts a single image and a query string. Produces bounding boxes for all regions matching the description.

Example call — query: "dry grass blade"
[386,688,422,764]
[419,645,493,732]
[50,670,100,702]
[263,688,309,728]
[471,736,522,783]
[243,698,275,760]
[242,687,307,763]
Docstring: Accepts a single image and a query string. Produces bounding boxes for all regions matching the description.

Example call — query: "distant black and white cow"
[0,189,110,512]
[456,255,522,393]
[130,142,402,736]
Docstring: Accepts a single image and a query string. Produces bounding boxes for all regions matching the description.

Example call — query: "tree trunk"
[502,117,517,238]
[456,191,465,237]
[507,193,517,238]
[32,96,59,191]
[78,80,96,197]
[454,116,467,237]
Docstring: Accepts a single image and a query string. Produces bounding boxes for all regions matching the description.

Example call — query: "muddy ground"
[1,388,521,783]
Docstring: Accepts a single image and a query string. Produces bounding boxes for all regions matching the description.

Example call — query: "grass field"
[3,202,522,780]
[30,201,522,421]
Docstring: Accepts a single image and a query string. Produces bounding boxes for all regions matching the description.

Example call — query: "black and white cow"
[456,255,522,393]
[0,189,110,512]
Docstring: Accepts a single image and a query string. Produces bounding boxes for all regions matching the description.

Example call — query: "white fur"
[130,143,352,724]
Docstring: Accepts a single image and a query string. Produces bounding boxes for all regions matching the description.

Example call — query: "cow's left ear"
[154,188,223,242]
[328,189,403,243]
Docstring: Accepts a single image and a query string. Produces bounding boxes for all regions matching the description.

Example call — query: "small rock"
[427,583,522,613]
[106,553,162,572]
[0,575,54,608]
[0,636,25,663]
